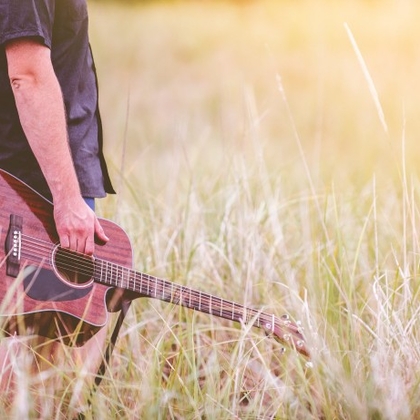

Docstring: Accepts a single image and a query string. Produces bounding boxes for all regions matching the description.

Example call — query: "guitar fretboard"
[93,259,284,334]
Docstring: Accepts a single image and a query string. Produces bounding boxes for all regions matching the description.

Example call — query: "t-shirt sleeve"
[0,0,55,48]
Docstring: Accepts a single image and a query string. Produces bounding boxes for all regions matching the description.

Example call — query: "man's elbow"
[9,74,32,91]
[6,39,52,92]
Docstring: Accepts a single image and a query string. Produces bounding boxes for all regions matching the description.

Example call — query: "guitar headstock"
[264,314,310,358]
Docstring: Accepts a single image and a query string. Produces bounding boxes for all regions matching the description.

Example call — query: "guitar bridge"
[5,214,23,277]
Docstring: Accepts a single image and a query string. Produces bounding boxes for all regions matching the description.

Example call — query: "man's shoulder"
[0,0,55,48]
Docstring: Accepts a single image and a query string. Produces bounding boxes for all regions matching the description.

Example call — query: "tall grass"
[5,0,420,418]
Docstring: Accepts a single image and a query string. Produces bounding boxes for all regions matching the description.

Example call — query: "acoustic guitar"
[0,169,309,357]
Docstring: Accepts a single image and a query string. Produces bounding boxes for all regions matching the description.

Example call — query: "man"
[0,0,114,249]
[0,0,117,414]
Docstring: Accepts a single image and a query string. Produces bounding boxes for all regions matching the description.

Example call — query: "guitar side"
[0,169,134,345]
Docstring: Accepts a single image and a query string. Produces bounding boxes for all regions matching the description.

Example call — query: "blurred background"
[80,2,420,417]
[89,0,420,202]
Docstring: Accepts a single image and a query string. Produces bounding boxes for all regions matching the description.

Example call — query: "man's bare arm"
[5,38,108,255]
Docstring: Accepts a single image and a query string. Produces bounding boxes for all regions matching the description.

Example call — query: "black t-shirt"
[0,0,114,199]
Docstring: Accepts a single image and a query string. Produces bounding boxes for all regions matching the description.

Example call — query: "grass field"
[7,0,420,418]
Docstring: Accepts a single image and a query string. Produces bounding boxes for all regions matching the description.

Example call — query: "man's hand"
[53,197,109,256]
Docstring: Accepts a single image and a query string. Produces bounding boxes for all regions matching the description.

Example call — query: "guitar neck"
[92,258,309,357]
[94,259,279,332]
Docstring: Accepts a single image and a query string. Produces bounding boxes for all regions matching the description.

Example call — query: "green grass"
[6,0,420,418]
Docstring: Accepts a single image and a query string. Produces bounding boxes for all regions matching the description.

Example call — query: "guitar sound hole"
[53,247,94,287]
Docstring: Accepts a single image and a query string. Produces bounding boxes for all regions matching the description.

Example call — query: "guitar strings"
[19,234,270,317]
[19,235,288,329]
[18,234,297,336]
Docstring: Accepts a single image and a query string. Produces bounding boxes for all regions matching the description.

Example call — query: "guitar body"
[0,169,133,346]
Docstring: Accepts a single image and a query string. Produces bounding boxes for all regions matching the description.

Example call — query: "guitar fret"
[113,265,118,286]
[116,266,120,286]
[144,274,148,294]
[173,284,178,304]
[219,298,223,317]
[110,264,115,286]
[134,273,139,293]
[121,267,125,288]
[101,260,106,283]
[231,301,235,320]
[108,263,112,285]
[123,268,126,288]
[170,282,174,303]
[99,260,104,283]
[117,266,121,286]
[104,262,108,284]
[135,272,139,293]
[188,288,192,309]
[198,293,202,312]
[106,261,111,285]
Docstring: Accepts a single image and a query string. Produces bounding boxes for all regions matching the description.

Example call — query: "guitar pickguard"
[23,265,93,302]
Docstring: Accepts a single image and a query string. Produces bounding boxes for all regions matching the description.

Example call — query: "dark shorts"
[83,197,95,210]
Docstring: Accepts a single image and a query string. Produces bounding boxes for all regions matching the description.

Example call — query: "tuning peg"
[280,314,292,326]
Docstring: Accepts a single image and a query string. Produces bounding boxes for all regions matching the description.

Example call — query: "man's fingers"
[58,220,107,254]
[63,233,82,254]
[94,217,109,244]
[60,234,70,250]
[85,235,94,256]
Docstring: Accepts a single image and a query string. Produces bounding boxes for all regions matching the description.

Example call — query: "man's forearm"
[11,72,81,201]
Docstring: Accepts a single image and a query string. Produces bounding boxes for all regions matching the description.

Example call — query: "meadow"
[7,0,420,418]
